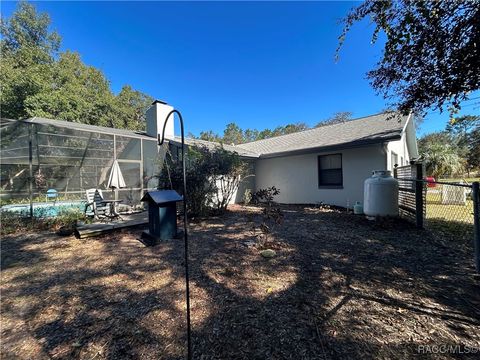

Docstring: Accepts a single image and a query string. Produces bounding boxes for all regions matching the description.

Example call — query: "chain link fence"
[394,163,480,273]
[425,181,475,233]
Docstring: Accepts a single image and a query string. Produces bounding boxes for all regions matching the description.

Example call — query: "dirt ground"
[1,205,479,359]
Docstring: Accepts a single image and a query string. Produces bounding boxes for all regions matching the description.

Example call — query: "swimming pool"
[0,201,87,218]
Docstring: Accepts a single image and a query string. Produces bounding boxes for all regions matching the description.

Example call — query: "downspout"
[381,142,389,170]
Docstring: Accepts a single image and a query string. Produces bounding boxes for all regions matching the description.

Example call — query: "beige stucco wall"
[232,160,256,203]
[387,135,410,170]
[213,160,256,205]
[386,116,418,170]
[254,145,386,207]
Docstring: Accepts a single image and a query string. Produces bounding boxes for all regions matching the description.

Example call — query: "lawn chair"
[84,188,116,221]
[45,189,58,203]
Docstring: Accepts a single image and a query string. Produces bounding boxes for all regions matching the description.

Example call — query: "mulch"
[1,204,479,359]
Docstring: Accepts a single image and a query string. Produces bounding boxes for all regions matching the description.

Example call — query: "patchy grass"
[1,205,479,359]
[426,191,474,226]
[439,177,480,184]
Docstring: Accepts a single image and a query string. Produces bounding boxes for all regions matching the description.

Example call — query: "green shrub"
[158,145,249,217]
[243,189,252,204]
[248,187,284,247]
[49,209,87,234]
[0,208,88,236]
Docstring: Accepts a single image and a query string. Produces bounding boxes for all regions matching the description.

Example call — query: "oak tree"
[339,0,480,115]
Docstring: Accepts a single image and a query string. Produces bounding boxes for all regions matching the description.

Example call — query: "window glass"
[318,154,342,186]
[320,169,342,184]
[320,154,341,169]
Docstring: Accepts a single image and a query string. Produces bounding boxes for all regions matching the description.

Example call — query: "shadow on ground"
[1,205,479,359]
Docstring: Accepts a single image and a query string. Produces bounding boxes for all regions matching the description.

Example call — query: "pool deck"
[75,212,148,238]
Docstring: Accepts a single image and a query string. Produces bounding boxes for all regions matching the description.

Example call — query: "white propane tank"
[364,170,399,219]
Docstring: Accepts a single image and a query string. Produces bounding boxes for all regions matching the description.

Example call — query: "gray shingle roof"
[171,137,260,158]
[236,112,409,158]
[18,112,410,159]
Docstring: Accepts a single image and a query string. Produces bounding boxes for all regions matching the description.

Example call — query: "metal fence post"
[415,163,424,229]
[472,182,480,273]
[28,124,33,219]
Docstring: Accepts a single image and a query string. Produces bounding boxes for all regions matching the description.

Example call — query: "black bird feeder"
[141,190,183,245]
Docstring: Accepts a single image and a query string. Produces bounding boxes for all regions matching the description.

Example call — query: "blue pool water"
[1,201,86,218]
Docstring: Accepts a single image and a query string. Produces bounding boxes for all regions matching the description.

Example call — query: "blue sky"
[2,1,478,137]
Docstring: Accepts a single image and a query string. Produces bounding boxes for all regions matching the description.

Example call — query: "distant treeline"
[190,112,354,145]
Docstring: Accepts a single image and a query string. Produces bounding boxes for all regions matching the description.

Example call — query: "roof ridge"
[237,111,399,148]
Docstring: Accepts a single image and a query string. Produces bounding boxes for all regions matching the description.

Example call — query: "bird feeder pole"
[157,109,192,360]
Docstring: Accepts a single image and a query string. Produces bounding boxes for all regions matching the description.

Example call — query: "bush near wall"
[158,145,248,217]
[0,209,88,236]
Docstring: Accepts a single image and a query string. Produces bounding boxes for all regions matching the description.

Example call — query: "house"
[147,100,418,208]
[0,101,417,209]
